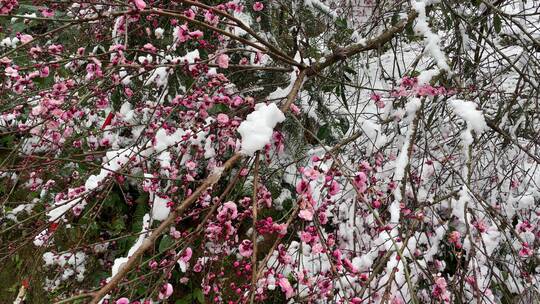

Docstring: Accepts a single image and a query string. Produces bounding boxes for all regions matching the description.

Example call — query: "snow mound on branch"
[238,103,285,156]
[449,100,487,133]
[151,195,171,221]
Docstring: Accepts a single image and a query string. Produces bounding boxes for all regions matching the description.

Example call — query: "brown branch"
[249,153,260,304]
[308,10,418,75]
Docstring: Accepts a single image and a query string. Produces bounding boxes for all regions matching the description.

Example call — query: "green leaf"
[111,217,125,233]
[159,235,175,253]
[494,14,502,34]
[208,103,229,115]
[335,18,348,29]
[10,23,26,33]
[194,288,205,303]
[317,124,331,141]
[132,196,149,232]
[18,4,40,12]
[338,117,349,134]
[321,83,336,93]
[175,294,195,304]
[103,192,122,208]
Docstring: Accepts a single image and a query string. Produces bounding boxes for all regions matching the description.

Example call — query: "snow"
[154,128,187,153]
[417,68,439,85]
[145,66,170,87]
[155,28,164,39]
[231,10,253,36]
[5,201,36,222]
[179,49,200,72]
[412,0,450,72]
[46,198,83,223]
[36,146,140,246]
[268,70,299,101]
[100,214,150,302]
[0,37,19,48]
[449,99,487,134]
[394,98,422,182]
[151,195,171,221]
[304,0,338,18]
[42,251,87,290]
[237,103,285,156]
[449,100,488,177]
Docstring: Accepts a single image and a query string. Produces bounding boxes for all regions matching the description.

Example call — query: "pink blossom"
[133,0,146,10]
[217,113,229,124]
[302,167,319,180]
[20,35,33,44]
[184,9,195,19]
[272,223,288,236]
[353,172,368,193]
[290,103,301,115]
[328,180,340,196]
[0,0,18,14]
[40,9,53,17]
[370,92,381,102]
[278,277,294,299]
[189,30,204,39]
[448,231,462,248]
[204,11,219,25]
[180,247,192,262]
[343,258,357,273]
[142,43,157,53]
[299,209,313,221]
[473,220,488,233]
[178,247,193,272]
[253,2,264,11]
[158,283,173,300]
[311,243,323,254]
[116,298,130,304]
[519,242,533,257]
[351,298,362,304]
[296,179,311,195]
[300,231,313,243]
[217,54,230,69]
[40,66,49,78]
[217,201,238,221]
[185,160,197,171]
[239,239,253,257]
[174,24,191,43]
[239,57,249,65]
[432,277,450,303]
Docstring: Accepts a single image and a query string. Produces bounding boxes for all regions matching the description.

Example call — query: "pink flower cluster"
[0,0,18,14]
[432,277,451,303]
[390,76,457,97]
[253,2,264,11]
